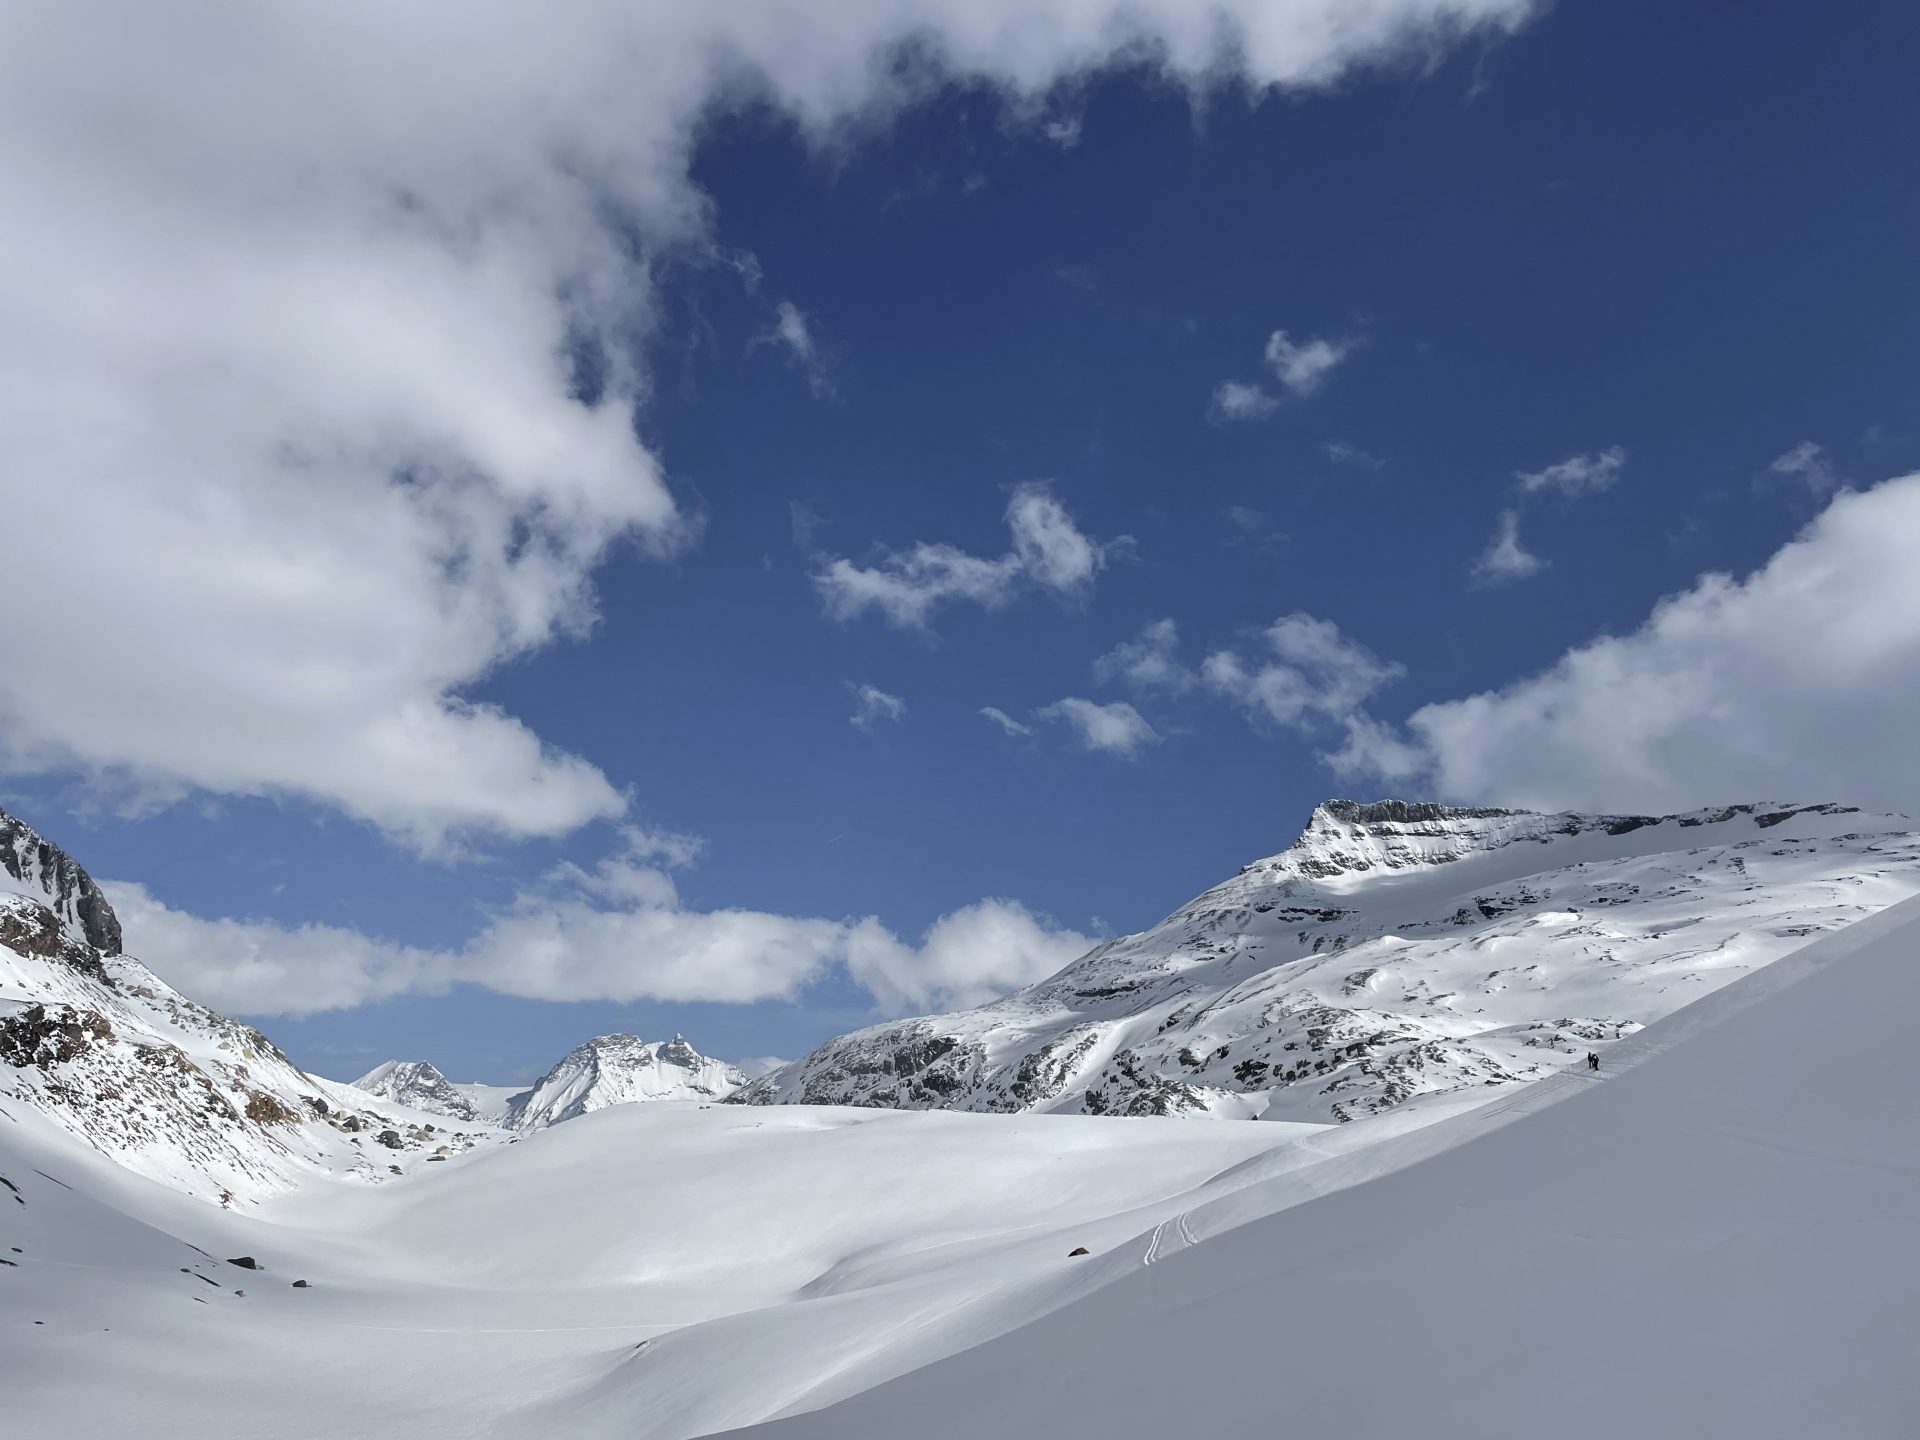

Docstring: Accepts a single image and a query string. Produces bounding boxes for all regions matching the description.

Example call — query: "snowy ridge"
[737,799,1920,1121]
[0,808,492,1201]
[504,1033,747,1129]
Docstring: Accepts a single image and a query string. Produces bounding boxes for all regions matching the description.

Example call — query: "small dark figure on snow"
[1587,1052,1600,1072]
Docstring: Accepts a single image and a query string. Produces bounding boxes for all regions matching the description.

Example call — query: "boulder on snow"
[291,1280,310,1288]
[226,1256,260,1270]
[1068,1247,1090,1257]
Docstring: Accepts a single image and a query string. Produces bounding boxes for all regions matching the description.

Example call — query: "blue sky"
[4,2,1918,1084]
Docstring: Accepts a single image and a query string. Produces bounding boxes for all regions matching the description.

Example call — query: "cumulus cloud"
[979,706,1034,737]
[1040,697,1161,757]
[110,839,1093,1019]
[849,683,907,732]
[1095,619,1196,692]
[1470,508,1548,586]
[1515,446,1626,499]
[846,899,1092,1013]
[0,1,1536,847]
[814,483,1120,629]
[1407,472,1920,814]
[1204,613,1405,769]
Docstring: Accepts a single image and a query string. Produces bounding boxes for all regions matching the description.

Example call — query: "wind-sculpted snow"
[0,807,492,1202]
[738,799,1920,1122]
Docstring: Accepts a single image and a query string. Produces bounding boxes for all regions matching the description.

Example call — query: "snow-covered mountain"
[503,1033,747,1129]
[351,1060,489,1123]
[350,1034,747,1131]
[737,799,1920,1122]
[0,807,491,1201]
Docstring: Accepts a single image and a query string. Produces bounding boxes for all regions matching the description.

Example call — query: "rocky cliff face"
[736,799,1920,1122]
[0,807,489,1202]
[1,809,121,953]
[503,1033,747,1129]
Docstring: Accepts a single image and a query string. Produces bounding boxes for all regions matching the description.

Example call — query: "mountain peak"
[0,806,123,954]
[504,1033,747,1130]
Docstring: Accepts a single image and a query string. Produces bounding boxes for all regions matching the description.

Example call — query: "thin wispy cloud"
[1516,446,1625,498]
[1470,508,1548,587]
[1324,440,1385,470]
[1210,328,1357,419]
[756,300,833,397]
[979,706,1034,738]
[1766,440,1840,493]
[1094,619,1196,693]
[848,684,907,732]
[1466,447,1626,586]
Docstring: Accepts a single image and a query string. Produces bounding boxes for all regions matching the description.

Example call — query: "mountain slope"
[504,1033,746,1129]
[0,808,490,1201]
[738,799,1920,1122]
[728,890,1920,1440]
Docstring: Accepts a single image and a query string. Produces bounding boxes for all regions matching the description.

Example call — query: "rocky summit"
[735,799,1920,1121]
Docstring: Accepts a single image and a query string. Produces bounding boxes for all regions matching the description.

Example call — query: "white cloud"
[1204,613,1405,769]
[815,483,1119,629]
[1095,619,1195,692]
[1223,505,1288,552]
[0,1,1537,846]
[1325,440,1385,470]
[1263,329,1356,396]
[1767,440,1839,492]
[1042,115,1084,148]
[1515,446,1626,498]
[1405,473,1920,814]
[849,683,907,732]
[1470,507,1548,586]
[104,880,453,1017]
[109,842,1094,1020]
[758,299,832,397]
[1210,380,1281,421]
[1039,697,1161,757]
[846,899,1091,1013]
[979,706,1034,737]
[1211,328,1357,419]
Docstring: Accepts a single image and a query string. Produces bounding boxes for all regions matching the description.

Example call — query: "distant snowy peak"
[351,1060,479,1122]
[505,1033,747,1130]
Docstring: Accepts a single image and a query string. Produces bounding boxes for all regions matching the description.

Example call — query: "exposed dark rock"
[226,1256,260,1270]
[1068,1247,1090,1257]
[0,808,123,953]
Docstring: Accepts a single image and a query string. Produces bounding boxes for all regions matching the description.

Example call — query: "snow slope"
[732,890,1920,1440]
[740,799,1920,1122]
